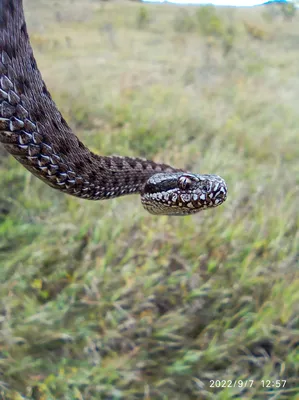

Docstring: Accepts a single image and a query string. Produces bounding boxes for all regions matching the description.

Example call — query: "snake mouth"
[211,184,227,207]
[141,186,227,215]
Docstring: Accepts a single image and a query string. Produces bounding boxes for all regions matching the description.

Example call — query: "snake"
[0,0,227,216]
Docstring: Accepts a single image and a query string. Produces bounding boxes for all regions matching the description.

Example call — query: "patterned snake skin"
[0,0,227,215]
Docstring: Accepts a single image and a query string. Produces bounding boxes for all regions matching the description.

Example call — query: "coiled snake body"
[0,0,227,215]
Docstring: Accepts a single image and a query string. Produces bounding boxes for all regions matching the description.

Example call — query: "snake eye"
[178,175,193,190]
[202,185,208,192]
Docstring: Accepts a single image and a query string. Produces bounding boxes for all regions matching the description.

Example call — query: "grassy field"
[1,1,299,399]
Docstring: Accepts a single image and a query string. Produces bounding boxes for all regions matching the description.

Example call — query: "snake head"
[141,172,227,215]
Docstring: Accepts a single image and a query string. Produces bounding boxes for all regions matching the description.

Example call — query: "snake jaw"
[141,173,227,216]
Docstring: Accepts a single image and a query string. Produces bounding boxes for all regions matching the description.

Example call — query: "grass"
[0,1,298,399]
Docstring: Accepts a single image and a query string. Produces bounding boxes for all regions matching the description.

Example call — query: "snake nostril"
[216,190,226,200]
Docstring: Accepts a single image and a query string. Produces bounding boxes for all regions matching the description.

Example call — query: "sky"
[143,0,278,6]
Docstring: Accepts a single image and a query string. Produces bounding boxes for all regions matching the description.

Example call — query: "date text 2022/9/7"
[209,379,287,388]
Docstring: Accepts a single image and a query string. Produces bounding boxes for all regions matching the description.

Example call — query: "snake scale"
[0,0,227,215]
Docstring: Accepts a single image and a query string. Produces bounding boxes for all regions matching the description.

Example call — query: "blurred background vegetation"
[0,0,298,399]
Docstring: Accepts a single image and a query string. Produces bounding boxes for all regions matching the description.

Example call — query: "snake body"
[0,0,227,215]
